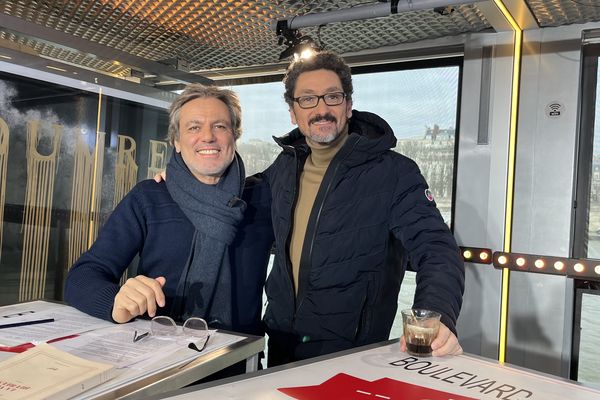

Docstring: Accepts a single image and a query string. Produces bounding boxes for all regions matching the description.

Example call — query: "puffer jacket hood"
[273,110,397,166]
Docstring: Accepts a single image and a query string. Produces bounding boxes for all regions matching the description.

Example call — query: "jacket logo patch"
[425,189,434,202]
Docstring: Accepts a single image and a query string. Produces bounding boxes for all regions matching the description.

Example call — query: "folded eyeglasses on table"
[133,316,210,352]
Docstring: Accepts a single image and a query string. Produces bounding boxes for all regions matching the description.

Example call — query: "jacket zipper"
[285,145,304,310]
[296,136,362,311]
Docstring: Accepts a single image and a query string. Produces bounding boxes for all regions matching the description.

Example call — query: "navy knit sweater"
[64,178,273,335]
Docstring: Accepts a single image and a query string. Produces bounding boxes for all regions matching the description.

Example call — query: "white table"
[153,339,600,400]
[0,301,264,399]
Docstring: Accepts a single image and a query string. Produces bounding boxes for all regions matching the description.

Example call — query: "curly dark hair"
[283,51,353,107]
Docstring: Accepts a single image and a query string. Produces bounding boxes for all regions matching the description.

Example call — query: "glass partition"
[572,41,600,385]
[0,71,169,305]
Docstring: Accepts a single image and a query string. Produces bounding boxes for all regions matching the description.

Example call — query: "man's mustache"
[309,114,337,124]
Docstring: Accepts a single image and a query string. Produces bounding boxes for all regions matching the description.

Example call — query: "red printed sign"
[278,373,477,400]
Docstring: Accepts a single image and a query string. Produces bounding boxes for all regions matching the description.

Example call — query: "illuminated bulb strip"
[492,252,600,279]
[459,247,493,264]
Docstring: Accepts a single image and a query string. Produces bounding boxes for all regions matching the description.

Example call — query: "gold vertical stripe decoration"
[19,121,62,301]
[115,135,138,284]
[0,117,9,261]
[147,140,168,179]
[114,135,138,207]
[492,0,523,364]
[89,89,104,247]
[91,132,106,243]
[67,131,105,269]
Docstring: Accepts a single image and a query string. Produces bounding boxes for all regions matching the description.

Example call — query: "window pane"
[579,293,600,385]
[577,57,600,384]
[590,63,600,258]
[232,82,294,176]
[352,66,459,338]
[352,67,458,224]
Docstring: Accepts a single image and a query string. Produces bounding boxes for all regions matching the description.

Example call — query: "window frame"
[571,41,600,382]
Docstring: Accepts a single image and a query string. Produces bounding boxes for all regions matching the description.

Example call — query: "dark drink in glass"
[401,309,441,357]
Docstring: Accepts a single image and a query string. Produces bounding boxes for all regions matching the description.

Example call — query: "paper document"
[0,303,255,400]
[0,303,113,347]
[54,320,195,368]
[71,330,248,399]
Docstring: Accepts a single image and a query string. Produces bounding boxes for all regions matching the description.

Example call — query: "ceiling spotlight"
[275,21,320,61]
[296,47,317,61]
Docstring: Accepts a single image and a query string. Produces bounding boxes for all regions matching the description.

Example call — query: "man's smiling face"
[175,97,235,184]
[289,69,352,146]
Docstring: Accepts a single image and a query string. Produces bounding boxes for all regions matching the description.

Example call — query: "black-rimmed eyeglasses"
[292,92,346,109]
[133,316,210,352]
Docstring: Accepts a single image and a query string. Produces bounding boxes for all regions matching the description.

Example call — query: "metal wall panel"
[454,30,514,360]
[507,22,600,377]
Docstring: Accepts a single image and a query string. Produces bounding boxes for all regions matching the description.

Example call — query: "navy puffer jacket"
[262,110,464,360]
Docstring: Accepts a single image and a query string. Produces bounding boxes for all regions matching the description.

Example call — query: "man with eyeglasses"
[261,51,465,366]
[65,84,272,340]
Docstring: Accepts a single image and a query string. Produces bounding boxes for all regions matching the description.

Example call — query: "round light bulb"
[554,261,564,271]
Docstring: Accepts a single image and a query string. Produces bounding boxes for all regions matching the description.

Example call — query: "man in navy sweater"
[65,84,272,335]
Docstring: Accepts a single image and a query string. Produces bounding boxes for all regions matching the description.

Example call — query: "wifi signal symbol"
[547,102,563,118]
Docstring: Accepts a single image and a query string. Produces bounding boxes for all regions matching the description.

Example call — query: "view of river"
[579,293,600,384]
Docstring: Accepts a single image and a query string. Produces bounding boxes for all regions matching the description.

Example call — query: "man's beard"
[306,113,341,144]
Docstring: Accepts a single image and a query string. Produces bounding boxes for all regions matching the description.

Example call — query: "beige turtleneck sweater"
[290,127,349,294]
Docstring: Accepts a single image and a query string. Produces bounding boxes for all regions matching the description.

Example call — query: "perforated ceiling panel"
[528,0,600,27]
[0,0,489,76]
[0,0,599,79]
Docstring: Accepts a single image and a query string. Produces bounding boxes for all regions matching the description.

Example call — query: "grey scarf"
[166,149,246,328]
